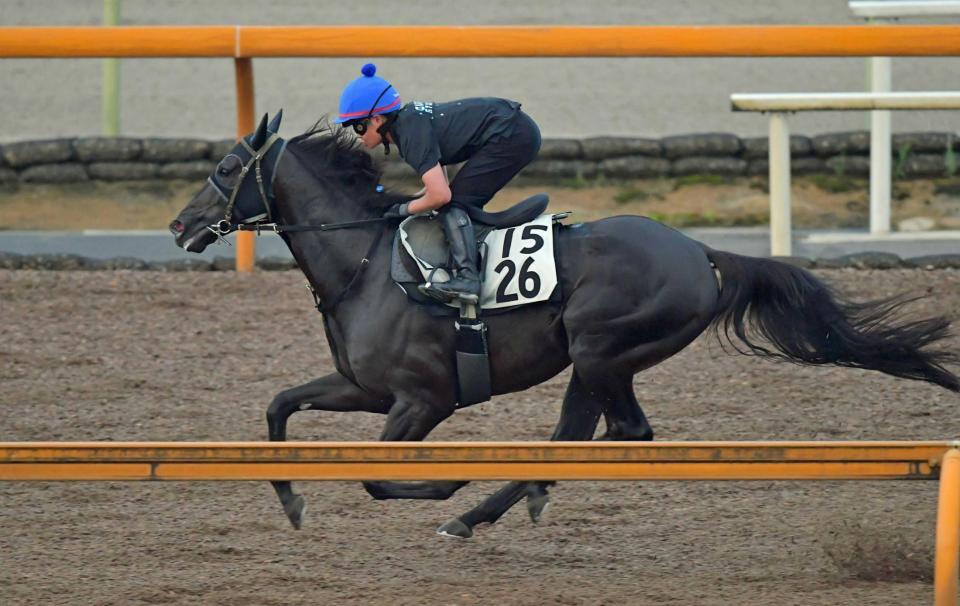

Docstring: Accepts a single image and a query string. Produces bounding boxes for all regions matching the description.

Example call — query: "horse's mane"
[286,117,407,210]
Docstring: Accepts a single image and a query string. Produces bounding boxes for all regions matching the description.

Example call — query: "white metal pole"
[769,113,792,256]
[869,56,892,234]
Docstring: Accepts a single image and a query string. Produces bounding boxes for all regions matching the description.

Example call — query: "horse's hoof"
[436,518,473,539]
[283,494,306,530]
[527,493,550,523]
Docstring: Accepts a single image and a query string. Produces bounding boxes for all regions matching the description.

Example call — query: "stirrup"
[419,282,479,304]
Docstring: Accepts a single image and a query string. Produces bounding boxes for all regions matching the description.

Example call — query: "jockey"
[334,63,542,304]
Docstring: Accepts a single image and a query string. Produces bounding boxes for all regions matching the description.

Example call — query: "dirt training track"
[1,268,959,605]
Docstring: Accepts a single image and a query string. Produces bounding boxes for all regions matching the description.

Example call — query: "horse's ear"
[267,109,283,134]
[250,113,269,148]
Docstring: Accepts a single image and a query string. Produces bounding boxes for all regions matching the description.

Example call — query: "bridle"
[204,130,393,312]
[207,131,287,239]
[207,132,393,238]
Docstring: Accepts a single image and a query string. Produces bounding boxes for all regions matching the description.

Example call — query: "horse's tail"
[703,247,960,392]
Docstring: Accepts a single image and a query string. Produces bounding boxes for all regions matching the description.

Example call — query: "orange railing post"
[936,448,960,606]
[233,57,256,272]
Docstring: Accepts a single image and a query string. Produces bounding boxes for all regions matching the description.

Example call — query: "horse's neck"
[273,167,385,311]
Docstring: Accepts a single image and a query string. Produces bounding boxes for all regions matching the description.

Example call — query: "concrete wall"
[3,0,960,141]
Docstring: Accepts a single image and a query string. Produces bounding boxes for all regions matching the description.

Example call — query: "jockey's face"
[357,115,387,149]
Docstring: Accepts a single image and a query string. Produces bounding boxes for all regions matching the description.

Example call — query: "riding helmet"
[334,63,402,124]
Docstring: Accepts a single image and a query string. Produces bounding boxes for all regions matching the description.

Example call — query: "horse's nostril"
[170,220,185,234]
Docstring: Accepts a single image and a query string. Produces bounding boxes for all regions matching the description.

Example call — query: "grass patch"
[893,142,912,180]
[556,173,606,189]
[809,174,863,194]
[748,179,768,194]
[946,139,957,177]
[646,211,766,228]
[892,185,911,201]
[673,174,730,188]
[613,186,651,204]
[934,179,960,196]
[555,177,591,189]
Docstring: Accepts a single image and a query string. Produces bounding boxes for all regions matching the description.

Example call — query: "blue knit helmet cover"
[334,63,401,124]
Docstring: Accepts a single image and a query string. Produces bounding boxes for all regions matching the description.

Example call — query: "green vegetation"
[645,211,766,228]
[556,172,608,189]
[894,143,912,180]
[945,136,957,178]
[613,186,651,204]
[892,185,910,201]
[748,179,768,193]
[832,153,847,177]
[556,174,593,189]
[934,178,960,196]
[673,174,730,188]
[809,174,863,194]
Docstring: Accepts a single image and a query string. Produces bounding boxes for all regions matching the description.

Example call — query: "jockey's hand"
[382,202,411,219]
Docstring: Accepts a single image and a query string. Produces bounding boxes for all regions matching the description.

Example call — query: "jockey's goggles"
[349,119,370,136]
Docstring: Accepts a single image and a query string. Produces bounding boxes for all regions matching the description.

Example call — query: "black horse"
[170,112,959,538]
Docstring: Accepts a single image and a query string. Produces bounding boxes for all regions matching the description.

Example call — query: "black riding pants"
[449,111,541,209]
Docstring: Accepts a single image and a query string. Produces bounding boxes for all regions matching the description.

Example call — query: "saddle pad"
[396,214,559,310]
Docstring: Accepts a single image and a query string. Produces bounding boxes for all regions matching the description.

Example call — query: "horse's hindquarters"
[554,216,719,377]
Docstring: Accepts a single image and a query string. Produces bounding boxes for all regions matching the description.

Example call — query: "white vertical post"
[769,112,792,257]
[869,56,892,234]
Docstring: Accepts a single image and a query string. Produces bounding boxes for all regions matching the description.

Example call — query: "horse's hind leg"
[266,373,389,529]
[598,376,653,441]
[361,399,470,500]
[437,371,603,538]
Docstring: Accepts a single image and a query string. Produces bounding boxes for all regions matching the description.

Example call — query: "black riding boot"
[420,206,481,304]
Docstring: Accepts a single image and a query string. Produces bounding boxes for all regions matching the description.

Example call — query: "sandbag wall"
[0,131,957,185]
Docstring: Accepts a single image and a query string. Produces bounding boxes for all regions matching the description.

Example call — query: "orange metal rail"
[2,440,958,605]
[0,440,949,481]
[3,25,960,58]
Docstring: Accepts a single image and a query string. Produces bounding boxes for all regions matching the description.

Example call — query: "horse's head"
[169,111,285,253]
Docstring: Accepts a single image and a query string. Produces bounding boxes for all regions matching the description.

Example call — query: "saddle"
[390,193,552,311]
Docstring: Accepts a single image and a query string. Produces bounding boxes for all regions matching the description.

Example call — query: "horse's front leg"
[361,399,469,500]
[267,372,390,529]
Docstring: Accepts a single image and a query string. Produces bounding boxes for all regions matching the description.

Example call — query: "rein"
[232,214,393,314]
[227,216,390,234]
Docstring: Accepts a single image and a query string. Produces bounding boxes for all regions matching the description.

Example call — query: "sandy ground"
[1,268,959,605]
